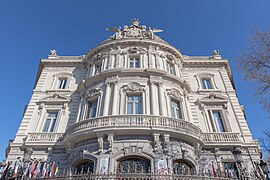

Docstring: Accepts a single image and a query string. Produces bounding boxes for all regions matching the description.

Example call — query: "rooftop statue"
[106,18,164,41]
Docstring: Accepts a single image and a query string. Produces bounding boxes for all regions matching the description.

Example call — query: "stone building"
[5,19,262,178]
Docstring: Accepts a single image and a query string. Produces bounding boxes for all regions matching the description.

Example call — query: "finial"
[130,18,140,26]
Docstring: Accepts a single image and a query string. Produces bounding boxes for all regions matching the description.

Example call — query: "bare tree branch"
[238,29,270,115]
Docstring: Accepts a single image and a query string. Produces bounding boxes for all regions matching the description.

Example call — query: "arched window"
[173,160,194,175]
[118,156,150,173]
[75,160,94,174]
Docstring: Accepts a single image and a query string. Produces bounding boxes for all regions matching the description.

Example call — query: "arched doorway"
[75,160,94,174]
[173,159,194,175]
[117,156,151,173]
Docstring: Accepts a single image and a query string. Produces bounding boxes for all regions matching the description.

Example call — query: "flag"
[33,161,40,178]
[29,161,37,178]
[41,162,48,177]
[55,166,59,176]
[23,162,31,178]
[49,162,55,177]
[212,161,217,177]
[0,162,11,180]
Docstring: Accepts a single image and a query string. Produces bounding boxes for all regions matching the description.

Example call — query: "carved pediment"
[167,89,182,99]
[40,93,71,103]
[199,93,228,103]
[123,83,144,92]
[86,89,101,100]
[196,93,229,110]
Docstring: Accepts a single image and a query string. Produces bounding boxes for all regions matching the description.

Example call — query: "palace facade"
[5,19,263,178]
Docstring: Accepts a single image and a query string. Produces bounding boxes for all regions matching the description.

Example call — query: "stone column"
[102,56,108,71]
[115,54,120,68]
[155,54,160,69]
[102,82,111,116]
[149,82,157,115]
[174,62,180,77]
[156,82,164,116]
[148,53,154,68]
[119,89,125,114]
[183,92,192,123]
[111,81,119,115]
[108,54,113,69]
[166,91,172,117]
[76,96,84,122]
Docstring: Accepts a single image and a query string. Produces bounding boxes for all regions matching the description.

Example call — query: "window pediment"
[86,89,101,101]
[167,88,183,99]
[196,93,228,110]
[123,83,145,92]
[40,93,71,103]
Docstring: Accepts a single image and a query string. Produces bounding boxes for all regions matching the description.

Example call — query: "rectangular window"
[129,57,140,68]
[171,99,183,119]
[208,110,225,132]
[88,100,98,118]
[201,78,213,89]
[127,95,142,114]
[167,62,175,75]
[58,79,67,89]
[42,112,58,132]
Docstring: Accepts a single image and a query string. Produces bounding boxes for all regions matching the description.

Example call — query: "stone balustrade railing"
[25,115,242,145]
[26,132,63,143]
[202,132,241,144]
[66,115,202,139]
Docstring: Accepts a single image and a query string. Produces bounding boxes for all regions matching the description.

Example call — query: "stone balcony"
[63,115,242,146]
[25,132,63,145]
[24,115,242,147]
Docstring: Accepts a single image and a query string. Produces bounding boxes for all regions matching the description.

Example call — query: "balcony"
[65,115,203,143]
[25,132,63,145]
[202,132,242,146]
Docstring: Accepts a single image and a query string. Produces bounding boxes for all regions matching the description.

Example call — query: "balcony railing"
[202,132,242,144]
[66,115,202,140]
[25,116,242,145]
[26,132,63,143]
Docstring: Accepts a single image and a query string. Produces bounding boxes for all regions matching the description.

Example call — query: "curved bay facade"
[6,19,261,178]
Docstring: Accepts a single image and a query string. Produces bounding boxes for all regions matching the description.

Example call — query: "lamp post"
[232,147,243,179]
[259,160,269,180]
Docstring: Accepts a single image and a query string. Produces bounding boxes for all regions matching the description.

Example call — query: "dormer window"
[58,78,68,89]
[201,78,213,89]
[195,73,217,91]
[167,61,175,75]
[94,65,101,74]
[87,100,98,118]
[129,57,140,68]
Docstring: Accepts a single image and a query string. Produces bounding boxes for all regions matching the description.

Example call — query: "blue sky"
[0,0,269,161]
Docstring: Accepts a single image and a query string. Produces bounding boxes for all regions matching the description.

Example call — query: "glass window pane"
[127,95,142,114]
[127,103,133,114]
[42,119,51,132]
[212,111,225,132]
[171,100,182,119]
[89,101,97,118]
[49,119,57,132]
[135,102,141,114]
